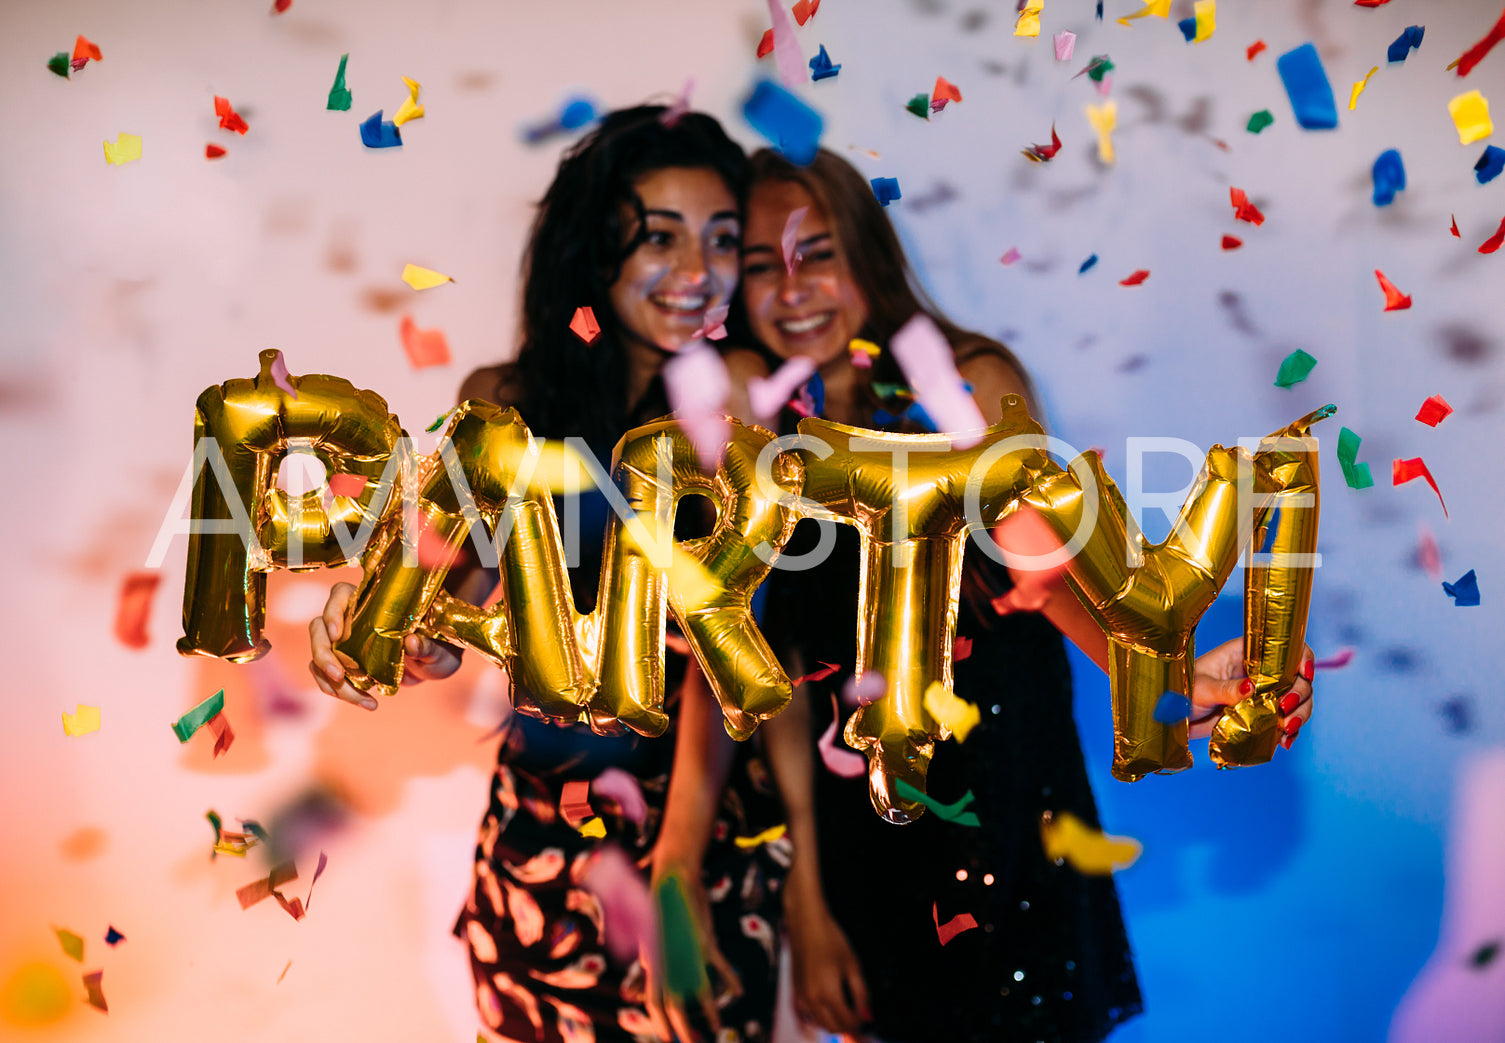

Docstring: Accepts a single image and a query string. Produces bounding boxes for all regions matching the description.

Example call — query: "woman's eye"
[805,248,837,264]
[644,230,673,247]
[742,261,775,277]
[711,232,741,252]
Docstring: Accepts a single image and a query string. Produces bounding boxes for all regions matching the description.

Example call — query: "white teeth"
[777,314,831,334]
[651,293,709,312]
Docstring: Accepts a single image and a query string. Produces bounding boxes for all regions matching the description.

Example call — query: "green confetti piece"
[905,93,930,119]
[207,809,223,842]
[1274,348,1317,388]
[871,382,912,401]
[895,779,981,827]
[171,689,225,743]
[1336,426,1374,489]
[55,928,84,962]
[1087,56,1115,82]
[327,53,352,111]
[47,52,71,78]
[426,411,450,433]
[1470,940,1500,969]
[654,874,708,1001]
[1246,109,1274,133]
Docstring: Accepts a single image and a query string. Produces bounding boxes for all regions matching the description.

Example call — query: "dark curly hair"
[507,105,748,443]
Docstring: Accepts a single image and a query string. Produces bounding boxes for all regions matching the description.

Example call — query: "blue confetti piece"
[105,926,125,946]
[1475,145,1505,185]
[559,97,598,130]
[870,176,902,206]
[1079,253,1099,274]
[1178,16,1197,41]
[1096,0,1103,20]
[359,110,402,149]
[1277,43,1338,131]
[809,44,841,82]
[1153,692,1192,724]
[1443,569,1480,607]
[904,402,939,432]
[1387,25,1424,64]
[742,80,824,166]
[1372,149,1406,206]
[805,371,826,417]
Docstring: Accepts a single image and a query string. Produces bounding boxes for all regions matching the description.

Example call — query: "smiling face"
[608,166,741,352]
[739,178,869,371]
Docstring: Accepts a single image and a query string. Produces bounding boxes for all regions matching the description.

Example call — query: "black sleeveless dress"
[453,401,787,1043]
[763,516,1144,1043]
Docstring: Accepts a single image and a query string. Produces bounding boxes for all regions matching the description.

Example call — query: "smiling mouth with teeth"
[776,312,836,336]
[650,293,710,316]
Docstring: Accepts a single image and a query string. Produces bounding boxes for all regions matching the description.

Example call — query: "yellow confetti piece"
[577,817,606,838]
[1085,99,1117,165]
[0,962,71,1026]
[393,75,424,127]
[1118,0,1171,27]
[619,513,720,612]
[1040,810,1141,874]
[1449,90,1493,146]
[102,133,142,165]
[61,704,101,737]
[734,823,787,849]
[848,338,882,359]
[1014,0,1043,37]
[1349,66,1379,111]
[1190,0,1215,42]
[401,263,452,290]
[530,441,592,494]
[923,681,980,742]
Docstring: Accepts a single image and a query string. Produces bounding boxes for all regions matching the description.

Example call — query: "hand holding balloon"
[1190,636,1314,745]
[308,580,461,710]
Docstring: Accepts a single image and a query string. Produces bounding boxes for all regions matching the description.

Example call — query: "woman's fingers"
[322,582,355,642]
[307,662,377,711]
[843,956,872,1025]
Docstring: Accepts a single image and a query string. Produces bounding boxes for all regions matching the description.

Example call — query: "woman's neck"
[818,355,867,426]
[623,336,668,413]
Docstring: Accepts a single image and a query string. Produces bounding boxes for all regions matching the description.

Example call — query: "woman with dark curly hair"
[311,106,785,1043]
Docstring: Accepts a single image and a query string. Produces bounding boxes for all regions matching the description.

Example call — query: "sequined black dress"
[764,521,1143,1043]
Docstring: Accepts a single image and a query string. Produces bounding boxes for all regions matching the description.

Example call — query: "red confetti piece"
[1313,648,1355,670]
[1415,394,1453,427]
[953,635,973,663]
[82,970,107,1013]
[1230,187,1265,225]
[559,779,593,827]
[1374,269,1412,311]
[756,28,774,58]
[1119,269,1150,286]
[792,661,841,687]
[1450,6,1505,77]
[933,902,979,947]
[207,711,235,758]
[327,472,368,498]
[1417,524,1443,582]
[1393,457,1448,517]
[1451,214,1462,238]
[73,35,103,64]
[273,891,306,921]
[792,0,820,25]
[1479,216,1505,254]
[1353,0,1392,7]
[205,143,227,159]
[273,0,293,11]
[569,305,601,344]
[214,95,249,135]
[237,862,298,909]
[1023,123,1062,161]
[1222,235,1243,250]
[399,315,451,368]
[1246,40,1267,61]
[114,571,159,649]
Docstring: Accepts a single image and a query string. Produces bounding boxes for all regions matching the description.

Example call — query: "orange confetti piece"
[327,472,368,498]
[756,28,774,58]
[792,0,820,25]
[399,315,451,368]
[82,970,107,1013]
[205,143,227,159]
[1222,234,1243,250]
[1393,457,1448,517]
[1230,187,1265,225]
[932,76,963,105]
[1119,269,1150,286]
[953,635,973,662]
[207,711,235,758]
[214,96,249,135]
[1415,394,1453,427]
[560,779,593,827]
[569,305,601,344]
[73,35,102,63]
[236,862,298,909]
[114,571,159,649]
[1480,216,1505,254]
[933,902,978,946]
[1374,269,1412,311]
[1247,39,1267,61]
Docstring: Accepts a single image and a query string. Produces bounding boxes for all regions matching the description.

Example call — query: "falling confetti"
[1374,269,1412,311]
[102,133,142,165]
[895,780,980,827]
[81,971,106,1014]
[1443,569,1480,606]
[1277,43,1338,130]
[933,903,979,946]
[1022,123,1063,162]
[172,689,225,743]
[401,263,452,290]
[1246,109,1274,133]
[1274,349,1318,388]
[392,76,423,127]
[808,45,840,81]
[1085,100,1117,163]
[1152,692,1192,723]
[1448,90,1493,145]
[1015,0,1044,37]
[1449,7,1505,77]
[1337,426,1374,489]
[1119,269,1150,286]
[1372,149,1406,206]
[1416,395,1453,427]
[327,53,352,110]
[55,929,84,962]
[1393,457,1448,517]
[1479,216,1505,254]
[214,96,249,134]
[1350,66,1379,110]
[399,315,451,368]
[359,110,401,149]
[1040,810,1141,874]
[1230,186,1265,225]
[206,143,226,159]
[1386,25,1424,64]
[1079,253,1099,273]
[1222,235,1243,250]
[1247,40,1267,61]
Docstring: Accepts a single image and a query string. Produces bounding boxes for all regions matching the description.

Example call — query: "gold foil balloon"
[1210,405,1333,768]
[177,350,405,661]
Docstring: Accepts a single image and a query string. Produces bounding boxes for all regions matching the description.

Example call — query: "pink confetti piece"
[781,206,809,275]
[1313,648,1354,670]
[1415,394,1454,427]
[953,635,973,663]
[659,78,695,127]
[207,711,235,758]
[842,673,887,707]
[592,767,647,827]
[328,472,369,498]
[584,845,656,963]
[399,315,452,368]
[1000,247,1022,266]
[819,695,867,777]
[1393,457,1448,517]
[766,0,806,89]
[933,902,978,946]
[792,661,841,687]
[889,313,987,448]
[691,302,729,341]
[663,341,731,469]
[1096,74,1113,96]
[268,349,298,399]
[114,571,159,649]
[1416,523,1444,582]
[1054,30,1077,61]
[748,356,817,423]
[303,850,329,912]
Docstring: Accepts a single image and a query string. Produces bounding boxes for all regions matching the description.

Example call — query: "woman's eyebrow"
[742,232,831,256]
[641,208,686,222]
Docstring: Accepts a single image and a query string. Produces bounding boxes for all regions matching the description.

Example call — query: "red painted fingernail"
[1282,715,1303,737]
[1280,691,1300,714]
[1238,679,1254,696]
[1301,659,1315,681]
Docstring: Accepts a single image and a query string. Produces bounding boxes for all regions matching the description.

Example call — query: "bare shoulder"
[721,346,773,382]
[457,363,524,410]
[956,343,1033,423]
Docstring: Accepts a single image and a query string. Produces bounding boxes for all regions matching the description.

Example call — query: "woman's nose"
[674,242,711,286]
[777,269,809,305]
